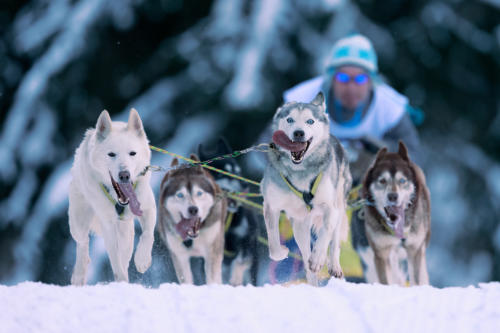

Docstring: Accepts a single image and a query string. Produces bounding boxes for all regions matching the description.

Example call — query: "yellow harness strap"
[280,172,323,211]
[224,212,234,232]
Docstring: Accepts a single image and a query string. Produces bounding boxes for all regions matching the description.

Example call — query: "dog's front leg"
[309,204,332,274]
[169,249,194,284]
[263,203,289,261]
[134,189,156,273]
[372,246,394,285]
[68,186,92,286]
[229,255,251,286]
[291,217,318,286]
[100,219,132,282]
[407,245,429,285]
[327,209,344,279]
[205,238,224,285]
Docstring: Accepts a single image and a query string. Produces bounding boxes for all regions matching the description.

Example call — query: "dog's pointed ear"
[374,147,388,163]
[171,158,179,167]
[190,154,200,162]
[398,141,410,162]
[217,137,232,154]
[311,92,326,110]
[127,108,145,138]
[96,110,112,141]
[190,154,205,173]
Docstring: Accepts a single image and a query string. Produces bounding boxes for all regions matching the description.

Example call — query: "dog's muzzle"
[272,130,312,164]
[175,216,202,240]
[383,205,405,239]
[109,171,143,216]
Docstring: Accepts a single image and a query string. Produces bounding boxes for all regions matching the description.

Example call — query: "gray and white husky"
[355,142,431,285]
[261,92,352,285]
[157,156,227,284]
[68,109,156,285]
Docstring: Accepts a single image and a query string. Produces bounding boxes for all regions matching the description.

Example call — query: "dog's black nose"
[293,130,305,141]
[118,170,130,183]
[388,192,398,202]
[188,206,199,216]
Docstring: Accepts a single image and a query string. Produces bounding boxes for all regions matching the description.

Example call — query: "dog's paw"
[134,244,152,273]
[327,259,344,279]
[308,250,326,273]
[328,267,344,279]
[71,274,86,286]
[269,245,289,261]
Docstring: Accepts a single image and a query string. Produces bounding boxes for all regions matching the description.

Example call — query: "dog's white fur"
[261,93,351,285]
[68,109,156,285]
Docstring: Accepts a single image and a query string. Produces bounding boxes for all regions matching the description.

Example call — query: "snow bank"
[1,280,499,333]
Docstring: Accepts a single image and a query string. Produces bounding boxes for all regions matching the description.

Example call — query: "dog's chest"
[265,176,335,216]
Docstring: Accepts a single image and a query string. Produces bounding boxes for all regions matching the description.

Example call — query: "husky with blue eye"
[157,155,227,284]
[261,92,352,286]
[357,141,431,285]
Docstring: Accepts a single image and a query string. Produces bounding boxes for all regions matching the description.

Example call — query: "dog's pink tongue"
[175,218,199,241]
[385,206,405,238]
[386,206,405,239]
[272,130,306,152]
[395,219,404,239]
[118,183,143,216]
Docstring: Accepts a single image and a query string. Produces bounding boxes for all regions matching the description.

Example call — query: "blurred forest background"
[0,0,499,287]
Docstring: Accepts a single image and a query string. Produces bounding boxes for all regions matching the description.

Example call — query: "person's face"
[332,65,372,109]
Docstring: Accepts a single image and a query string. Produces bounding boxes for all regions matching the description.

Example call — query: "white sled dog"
[261,92,352,285]
[358,142,431,285]
[157,156,227,284]
[68,109,156,285]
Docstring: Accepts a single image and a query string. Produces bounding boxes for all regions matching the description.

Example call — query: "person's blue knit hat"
[326,34,378,74]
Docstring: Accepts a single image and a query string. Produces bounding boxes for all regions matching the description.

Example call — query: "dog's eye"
[399,178,407,184]
[306,119,314,125]
[108,152,116,157]
[176,192,184,199]
[379,179,387,185]
[196,191,203,197]
[286,117,294,124]
[130,151,136,156]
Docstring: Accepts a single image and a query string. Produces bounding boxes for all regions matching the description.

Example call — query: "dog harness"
[99,181,138,219]
[224,212,234,232]
[280,172,323,211]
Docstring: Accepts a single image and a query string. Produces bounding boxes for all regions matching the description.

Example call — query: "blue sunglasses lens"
[335,72,350,83]
[335,72,369,85]
[354,74,368,84]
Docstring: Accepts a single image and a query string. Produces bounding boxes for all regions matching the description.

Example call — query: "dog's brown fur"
[362,141,431,285]
[157,156,226,284]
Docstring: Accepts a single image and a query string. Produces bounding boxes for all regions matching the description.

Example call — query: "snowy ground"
[1,280,499,333]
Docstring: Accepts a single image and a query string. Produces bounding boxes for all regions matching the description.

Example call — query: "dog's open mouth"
[290,139,311,164]
[175,216,202,240]
[272,130,312,164]
[109,171,143,216]
[383,205,405,239]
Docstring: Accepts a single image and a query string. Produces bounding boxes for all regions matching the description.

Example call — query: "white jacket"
[283,75,408,140]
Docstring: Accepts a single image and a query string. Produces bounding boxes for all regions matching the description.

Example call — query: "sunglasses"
[334,72,369,85]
